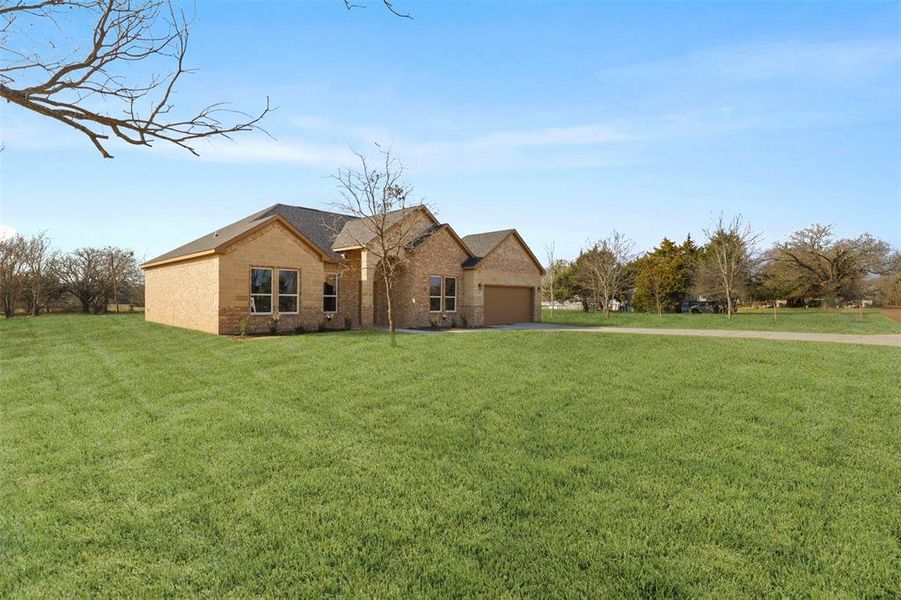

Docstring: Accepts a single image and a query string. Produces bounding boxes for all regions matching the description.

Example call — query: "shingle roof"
[460,229,514,267]
[144,204,356,266]
[331,206,423,250]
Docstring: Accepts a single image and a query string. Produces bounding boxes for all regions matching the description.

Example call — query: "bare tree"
[59,247,109,313]
[0,232,27,317]
[593,231,633,318]
[542,243,556,315]
[1,0,270,158]
[772,224,893,309]
[331,146,428,345]
[572,232,634,318]
[23,231,56,316]
[105,246,139,312]
[698,215,760,318]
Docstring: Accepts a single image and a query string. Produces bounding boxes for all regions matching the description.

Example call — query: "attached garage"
[483,285,535,325]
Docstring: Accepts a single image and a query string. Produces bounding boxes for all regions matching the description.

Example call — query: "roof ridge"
[272,203,359,219]
[463,228,514,238]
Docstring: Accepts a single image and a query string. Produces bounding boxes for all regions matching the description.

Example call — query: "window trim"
[277,268,300,315]
[443,276,457,313]
[323,273,339,313]
[250,267,273,315]
[429,274,443,313]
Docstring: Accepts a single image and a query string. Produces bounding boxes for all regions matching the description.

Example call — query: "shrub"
[268,316,279,335]
[239,318,250,337]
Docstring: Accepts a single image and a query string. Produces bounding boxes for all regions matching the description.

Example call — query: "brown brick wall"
[465,233,543,323]
[217,222,359,334]
[374,227,469,329]
[144,255,220,334]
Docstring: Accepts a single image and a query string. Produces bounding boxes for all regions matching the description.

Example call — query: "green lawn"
[542,307,901,335]
[1,315,899,597]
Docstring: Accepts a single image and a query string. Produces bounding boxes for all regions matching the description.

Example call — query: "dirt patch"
[880,308,901,324]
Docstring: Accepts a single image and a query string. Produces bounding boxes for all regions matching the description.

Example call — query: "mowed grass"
[1,315,899,597]
[542,307,901,335]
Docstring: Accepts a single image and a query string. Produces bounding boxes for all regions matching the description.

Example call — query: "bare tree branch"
[342,0,411,19]
[1,0,270,157]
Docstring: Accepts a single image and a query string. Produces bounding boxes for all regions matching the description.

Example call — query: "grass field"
[542,307,901,335]
[1,315,899,597]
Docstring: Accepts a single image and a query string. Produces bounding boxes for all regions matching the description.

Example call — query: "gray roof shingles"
[144,204,356,265]
[145,204,524,272]
[460,229,514,267]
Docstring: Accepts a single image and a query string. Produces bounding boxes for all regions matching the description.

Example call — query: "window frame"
[443,276,457,313]
[250,267,273,315]
[429,275,443,313]
[277,268,300,315]
[323,273,339,313]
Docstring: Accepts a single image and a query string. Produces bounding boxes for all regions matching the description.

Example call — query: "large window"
[444,277,457,312]
[278,269,299,314]
[323,274,338,313]
[250,268,272,314]
[429,275,442,312]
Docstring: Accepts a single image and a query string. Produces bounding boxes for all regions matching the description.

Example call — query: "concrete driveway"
[467,322,901,347]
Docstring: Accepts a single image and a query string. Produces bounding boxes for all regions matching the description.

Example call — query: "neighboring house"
[141,204,544,335]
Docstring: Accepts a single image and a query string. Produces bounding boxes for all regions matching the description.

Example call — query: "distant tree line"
[543,218,900,316]
[0,232,143,318]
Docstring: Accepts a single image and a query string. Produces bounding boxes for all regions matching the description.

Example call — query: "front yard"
[1,315,898,596]
[542,307,901,335]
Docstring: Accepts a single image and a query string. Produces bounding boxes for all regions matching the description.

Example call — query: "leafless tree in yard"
[771,224,893,309]
[58,247,109,313]
[0,0,272,158]
[698,214,760,318]
[105,246,140,312]
[23,231,56,316]
[542,243,556,315]
[0,232,27,317]
[574,232,634,318]
[331,146,428,345]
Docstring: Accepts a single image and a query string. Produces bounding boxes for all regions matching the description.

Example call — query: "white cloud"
[599,38,901,83]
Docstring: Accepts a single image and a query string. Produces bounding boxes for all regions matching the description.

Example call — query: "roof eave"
[141,249,218,269]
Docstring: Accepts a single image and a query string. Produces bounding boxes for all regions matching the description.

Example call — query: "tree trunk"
[773,301,777,324]
[383,273,396,347]
[80,298,91,313]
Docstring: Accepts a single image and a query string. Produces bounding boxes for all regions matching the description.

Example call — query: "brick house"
[142,204,544,335]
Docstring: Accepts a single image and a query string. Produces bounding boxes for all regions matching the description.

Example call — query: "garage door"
[483,286,534,325]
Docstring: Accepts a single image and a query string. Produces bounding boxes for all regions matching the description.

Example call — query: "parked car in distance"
[680,299,716,313]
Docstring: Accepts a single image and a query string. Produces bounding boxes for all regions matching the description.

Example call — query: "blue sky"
[1,0,899,261]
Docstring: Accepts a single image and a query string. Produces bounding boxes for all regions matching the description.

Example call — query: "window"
[323,274,338,312]
[444,277,457,312]
[278,269,299,314]
[429,275,442,312]
[250,268,272,314]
